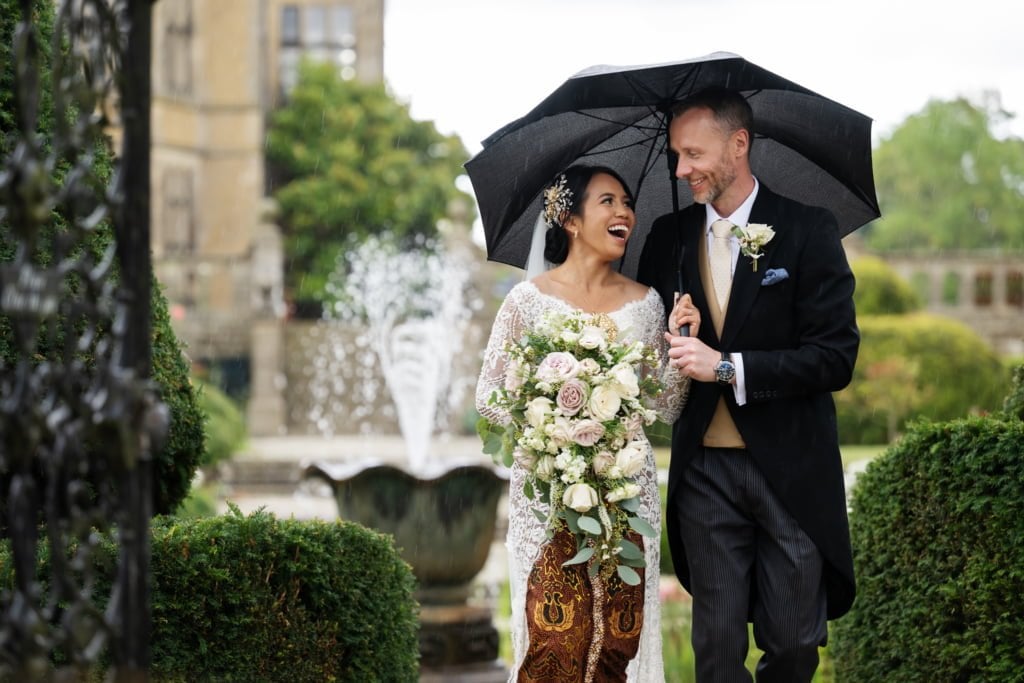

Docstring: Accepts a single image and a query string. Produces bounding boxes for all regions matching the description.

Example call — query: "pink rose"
[556,379,588,416]
[571,419,606,447]
[535,351,580,384]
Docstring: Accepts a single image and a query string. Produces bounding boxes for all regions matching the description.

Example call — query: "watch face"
[715,360,735,384]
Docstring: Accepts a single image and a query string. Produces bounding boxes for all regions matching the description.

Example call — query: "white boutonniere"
[732,223,775,271]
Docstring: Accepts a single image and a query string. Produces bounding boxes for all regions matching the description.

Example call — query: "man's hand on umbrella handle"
[668,293,700,338]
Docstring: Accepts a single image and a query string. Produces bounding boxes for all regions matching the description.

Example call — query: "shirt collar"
[705,176,760,234]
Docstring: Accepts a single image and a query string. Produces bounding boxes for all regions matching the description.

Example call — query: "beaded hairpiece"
[542,174,574,229]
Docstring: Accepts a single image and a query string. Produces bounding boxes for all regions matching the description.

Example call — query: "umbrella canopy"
[464,51,879,277]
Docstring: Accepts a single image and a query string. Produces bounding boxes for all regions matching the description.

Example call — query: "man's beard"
[695,155,738,206]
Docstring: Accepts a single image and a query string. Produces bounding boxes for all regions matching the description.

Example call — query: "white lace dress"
[476,281,689,683]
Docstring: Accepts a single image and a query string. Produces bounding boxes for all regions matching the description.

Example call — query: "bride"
[476,165,699,682]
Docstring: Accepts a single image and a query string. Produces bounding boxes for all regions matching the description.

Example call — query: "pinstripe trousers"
[673,447,827,683]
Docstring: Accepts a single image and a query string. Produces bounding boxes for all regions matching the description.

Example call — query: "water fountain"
[302,231,509,682]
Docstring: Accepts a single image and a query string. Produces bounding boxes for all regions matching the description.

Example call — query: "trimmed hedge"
[831,416,1024,681]
[0,508,419,682]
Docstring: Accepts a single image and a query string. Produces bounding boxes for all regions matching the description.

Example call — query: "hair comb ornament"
[542,174,573,228]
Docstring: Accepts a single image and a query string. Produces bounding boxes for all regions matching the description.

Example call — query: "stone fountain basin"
[304,458,509,596]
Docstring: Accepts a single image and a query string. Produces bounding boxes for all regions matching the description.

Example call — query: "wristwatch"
[714,351,735,385]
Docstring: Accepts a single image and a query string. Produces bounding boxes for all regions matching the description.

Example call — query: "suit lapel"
[720,189,781,346]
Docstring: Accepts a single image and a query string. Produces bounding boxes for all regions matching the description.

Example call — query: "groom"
[637,87,859,682]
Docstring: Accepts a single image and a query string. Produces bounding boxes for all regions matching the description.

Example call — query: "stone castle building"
[147,0,385,434]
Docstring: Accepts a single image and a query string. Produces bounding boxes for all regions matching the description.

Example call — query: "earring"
[571,229,579,239]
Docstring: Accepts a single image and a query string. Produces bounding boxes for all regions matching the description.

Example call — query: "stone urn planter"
[304,458,509,681]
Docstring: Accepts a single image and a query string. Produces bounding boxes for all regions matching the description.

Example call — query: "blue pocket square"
[761,268,789,286]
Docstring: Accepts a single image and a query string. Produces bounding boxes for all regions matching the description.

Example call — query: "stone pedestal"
[246,318,285,435]
[305,459,510,682]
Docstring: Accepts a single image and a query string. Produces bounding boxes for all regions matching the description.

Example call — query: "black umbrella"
[464,51,879,277]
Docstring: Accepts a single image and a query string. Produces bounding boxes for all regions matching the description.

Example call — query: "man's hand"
[664,333,723,383]
[669,293,701,337]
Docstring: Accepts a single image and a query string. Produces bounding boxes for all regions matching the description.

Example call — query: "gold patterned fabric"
[519,527,645,683]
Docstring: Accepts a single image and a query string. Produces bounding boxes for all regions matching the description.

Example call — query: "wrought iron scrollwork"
[0,0,160,679]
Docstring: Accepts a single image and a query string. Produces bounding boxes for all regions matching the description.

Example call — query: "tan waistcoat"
[698,234,746,449]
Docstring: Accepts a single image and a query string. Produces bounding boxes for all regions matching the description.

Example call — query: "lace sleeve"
[475,285,528,426]
[640,290,690,424]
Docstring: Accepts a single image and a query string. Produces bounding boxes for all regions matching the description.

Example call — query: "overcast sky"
[382,0,1024,156]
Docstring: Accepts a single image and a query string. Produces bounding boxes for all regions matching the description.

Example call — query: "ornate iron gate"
[0,1,159,680]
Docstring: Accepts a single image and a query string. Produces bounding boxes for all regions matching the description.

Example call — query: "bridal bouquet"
[478,309,662,585]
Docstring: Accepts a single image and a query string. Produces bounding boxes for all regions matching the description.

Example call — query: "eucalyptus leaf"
[621,555,646,568]
[628,515,657,537]
[564,508,581,533]
[524,479,535,500]
[577,515,602,535]
[532,508,548,523]
[618,538,644,560]
[562,546,594,566]
[619,496,641,513]
[617,565,642,586]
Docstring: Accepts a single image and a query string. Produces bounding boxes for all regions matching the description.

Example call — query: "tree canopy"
[266,61,473,305]
[863,94,1024,252]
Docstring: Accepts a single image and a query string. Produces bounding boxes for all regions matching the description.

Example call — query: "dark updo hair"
[543,164,635,264]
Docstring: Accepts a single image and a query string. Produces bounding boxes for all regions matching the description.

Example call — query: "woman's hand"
[669,293,701,338]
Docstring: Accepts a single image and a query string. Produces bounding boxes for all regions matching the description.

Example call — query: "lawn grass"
[655,443,888,471]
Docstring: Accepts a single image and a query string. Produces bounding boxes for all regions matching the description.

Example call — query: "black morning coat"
[637,183,859,620]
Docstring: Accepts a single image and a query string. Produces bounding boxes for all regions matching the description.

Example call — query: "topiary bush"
[1,0,205,516]
[0,507,420,682]
[851,255,922,316]
[835,313,1008,444]
[831,416,1024,681]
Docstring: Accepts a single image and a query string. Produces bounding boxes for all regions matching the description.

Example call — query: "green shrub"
[851,255,922,315]
[194,378,247,468]
[831,416,1024,681]
[835,313,1008,444]
[1003,363,1024,421]
[0,508,419,682]
[1,0,205,516]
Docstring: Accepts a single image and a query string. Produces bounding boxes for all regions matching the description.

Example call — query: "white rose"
[578,358,601,376]
[605,482,642,503]
[608,363,640,398]
[744,223,775,245]
[588,385,622,422]
[562,483,600,513]
[577,325,607,350]
[545,416,574,447]
[535,455,557,482]
[614,442,647,478]
[525,397,554,430]
[592,450,615,477]
[560,329,580,344]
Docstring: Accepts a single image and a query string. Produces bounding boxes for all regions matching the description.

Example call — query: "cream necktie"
[710,219,734,310]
